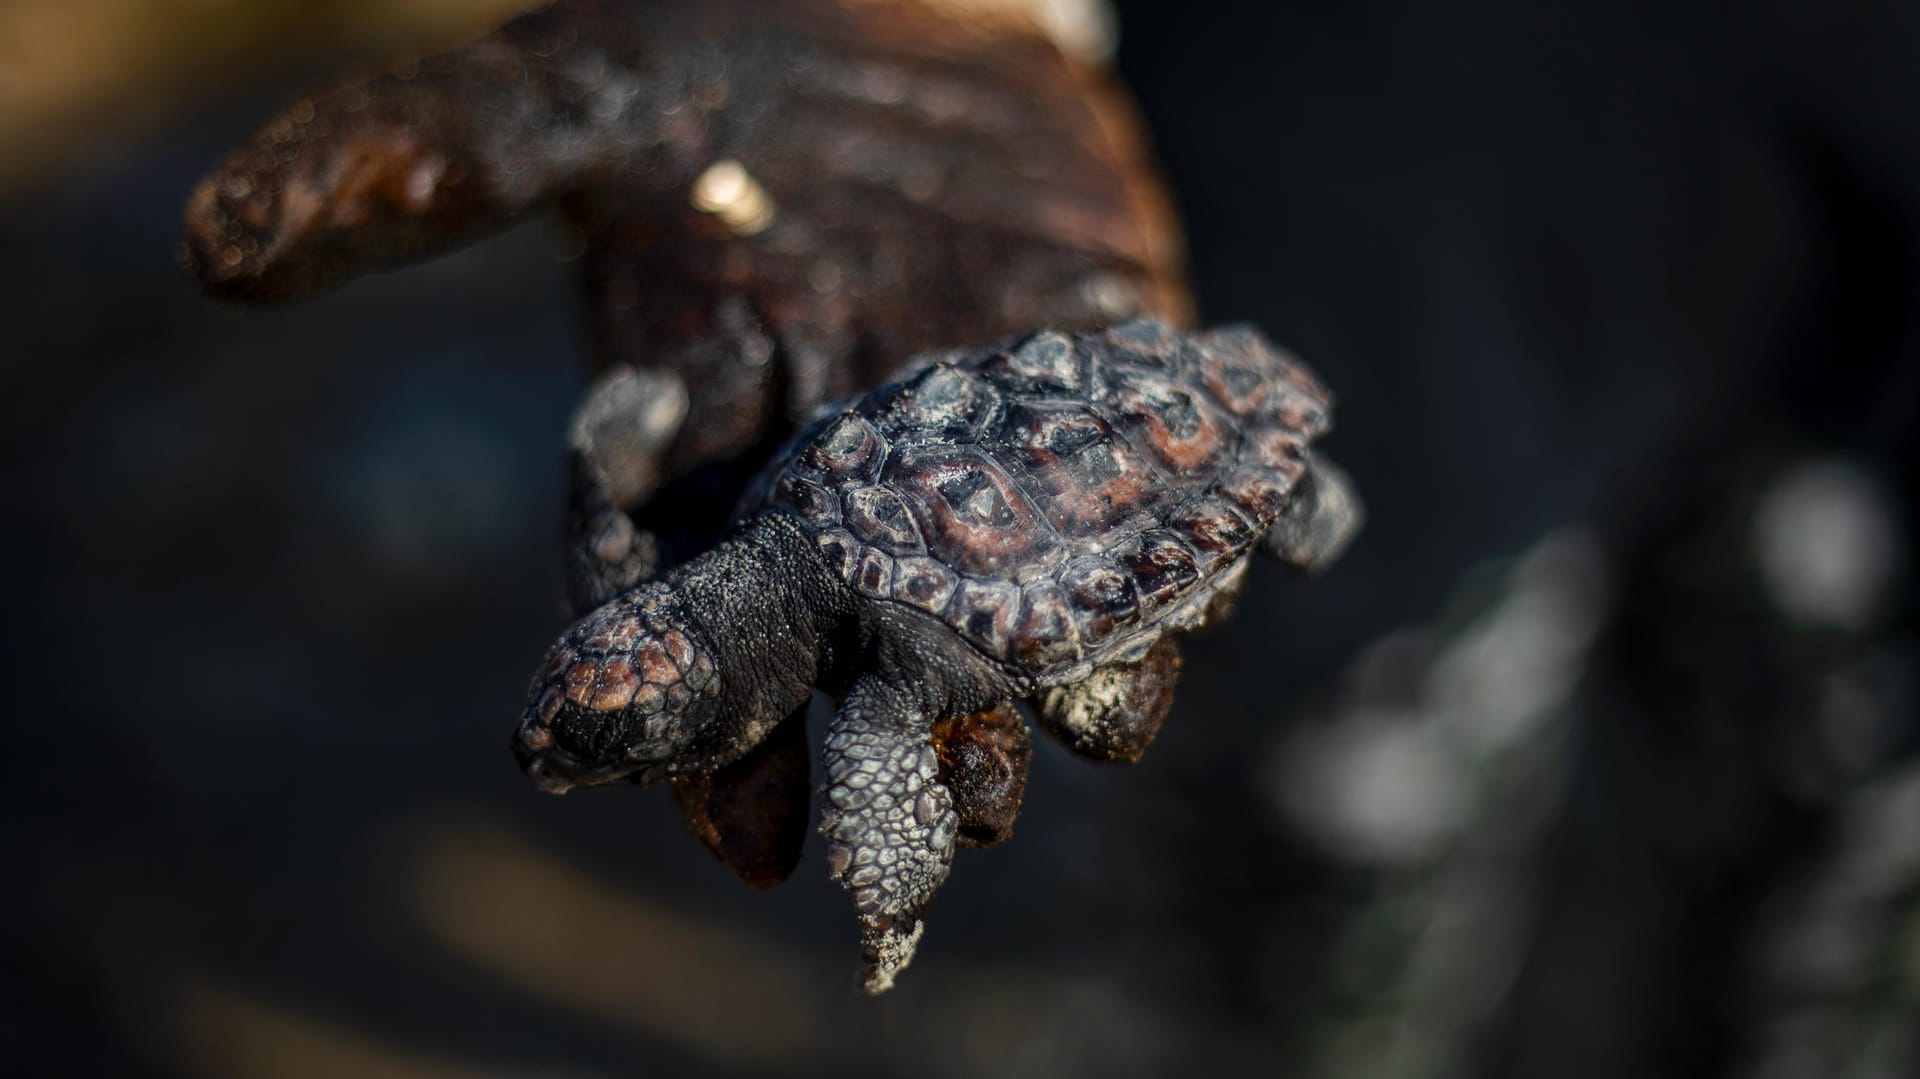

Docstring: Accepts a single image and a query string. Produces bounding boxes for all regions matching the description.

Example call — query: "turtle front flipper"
[565,366,689,614]
[1261,457,1364,575]
[1034,637,1183,763]
[820,679,958,994]
[669,700,812,888]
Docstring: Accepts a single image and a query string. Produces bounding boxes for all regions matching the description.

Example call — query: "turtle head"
[512,584,723,793]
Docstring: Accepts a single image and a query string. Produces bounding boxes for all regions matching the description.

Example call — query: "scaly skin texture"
[183,0,1191,887]
[515,324,1361,992]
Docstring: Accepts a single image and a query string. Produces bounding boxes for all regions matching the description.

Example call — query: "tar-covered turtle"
[513,319,1361,991]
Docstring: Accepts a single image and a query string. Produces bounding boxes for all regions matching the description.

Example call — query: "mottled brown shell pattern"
[743,320,1333,676]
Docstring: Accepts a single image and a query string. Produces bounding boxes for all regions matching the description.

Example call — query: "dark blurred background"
[2,2,1915,1076]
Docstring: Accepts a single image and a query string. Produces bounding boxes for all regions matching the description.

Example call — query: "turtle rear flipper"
[1034,637,1182,763]
[1262,457,1363,575]
[565,366,689,613]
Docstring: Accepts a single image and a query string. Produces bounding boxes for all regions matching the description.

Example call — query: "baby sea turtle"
[513,319,1361,992]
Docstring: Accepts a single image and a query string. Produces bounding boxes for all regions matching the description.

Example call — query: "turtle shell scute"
[851,546,895,598]
[1167,496,1259,573]
[892,556,960,615]
[868,362,1004,447]
[950,578,1022,656]
[1094,318,1186,370]
[843,484,923,553]
[1271,389,1330,439]
[770,473,841,529]
[1218,452,1308,522]
[1248,424,1308,464]
[815,528,860,579]
[1057,555,1141,641]
[800,412,888,481]
[1116,531,1202,613]
[997,402,1167,551]
[1193,327,1275,417]
[1093,364,1238,478]
[1011,582,1081,669]
[887,446,1066,579]
[975,330,1087,395]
